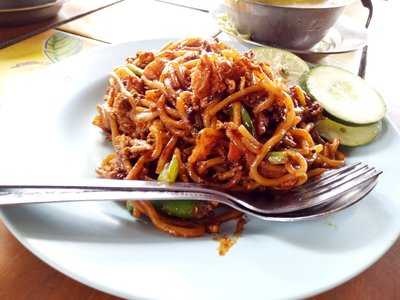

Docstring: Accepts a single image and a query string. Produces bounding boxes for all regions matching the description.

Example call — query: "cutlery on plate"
[0,162,382,221]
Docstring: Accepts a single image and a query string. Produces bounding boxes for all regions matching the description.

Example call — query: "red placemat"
[0,0,122,49]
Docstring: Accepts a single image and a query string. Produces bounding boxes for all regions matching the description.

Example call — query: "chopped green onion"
[126,200,133,213]
[155,155,195,218]
[126,63,144,77]
[157,154,179,183]
[268,151,288,164]
[241,106,255,136]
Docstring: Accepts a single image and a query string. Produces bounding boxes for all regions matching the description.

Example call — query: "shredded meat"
[301,101,324,123]
[133,51,155,68]
[254,112,268,136]
[125,75,144,94]
[113,95,135,135]
[192,202,214,219]
[96,153,127,179]
[143,58,166,80]
[191,54,226,100]
[188,128,222,164]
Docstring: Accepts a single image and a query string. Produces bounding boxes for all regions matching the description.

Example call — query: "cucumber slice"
[252,47,309,86]
[302,66,386,125]
[316,117,382,147]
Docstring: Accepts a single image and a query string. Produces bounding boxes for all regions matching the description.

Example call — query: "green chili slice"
[241,106,255,136]
[155,154,195,218]
[126,63,144,77]
[268,151,288,164]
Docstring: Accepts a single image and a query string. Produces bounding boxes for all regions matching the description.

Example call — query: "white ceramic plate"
[1,39,399,300]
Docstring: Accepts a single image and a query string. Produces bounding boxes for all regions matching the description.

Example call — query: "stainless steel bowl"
[225,0,350,50]
[0,0,62,27]
[0,0,57,10]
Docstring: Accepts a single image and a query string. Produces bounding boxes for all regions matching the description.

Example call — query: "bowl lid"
[0,0,57,11]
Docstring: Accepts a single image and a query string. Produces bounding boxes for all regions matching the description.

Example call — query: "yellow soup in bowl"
[253,0,351,8]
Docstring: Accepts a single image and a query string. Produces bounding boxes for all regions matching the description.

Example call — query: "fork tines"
[295,162,382,202]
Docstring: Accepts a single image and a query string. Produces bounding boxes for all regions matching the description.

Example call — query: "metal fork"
[0,162,381,221]
[228,162,381,214]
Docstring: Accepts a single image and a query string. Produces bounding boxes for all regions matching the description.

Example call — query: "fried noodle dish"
[93,37,345,237]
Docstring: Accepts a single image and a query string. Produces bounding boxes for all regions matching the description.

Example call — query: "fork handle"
[0,179,191,191]
[0,188,215,205]
[0,186,298,223]
[0,179,234,204]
